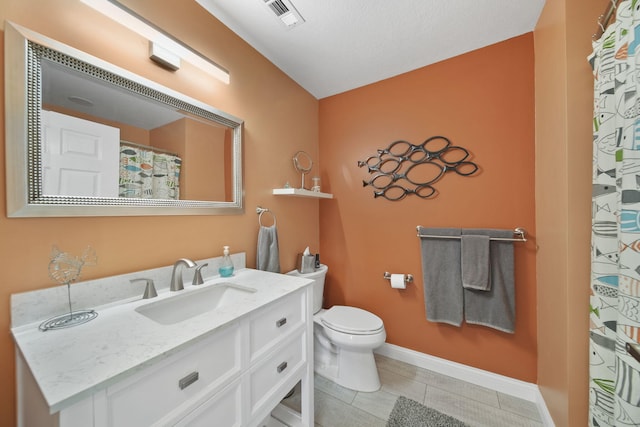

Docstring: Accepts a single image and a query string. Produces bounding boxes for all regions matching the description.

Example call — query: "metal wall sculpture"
[358,136,478,201]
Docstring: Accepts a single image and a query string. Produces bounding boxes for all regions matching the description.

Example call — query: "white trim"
[375,343,555,426]
[271,404,301,426]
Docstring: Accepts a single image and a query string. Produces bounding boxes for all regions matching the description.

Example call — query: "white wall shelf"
[272,188,333,199]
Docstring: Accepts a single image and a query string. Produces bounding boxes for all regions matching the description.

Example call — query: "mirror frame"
[5,21,244,217]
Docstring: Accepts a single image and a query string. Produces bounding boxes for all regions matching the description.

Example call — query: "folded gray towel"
[257,225,280,273]
[419,227,463,326]
[461,234,491,291]
[462,229,515,333]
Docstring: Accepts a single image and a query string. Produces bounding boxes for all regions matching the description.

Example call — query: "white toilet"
[288,264,386,392]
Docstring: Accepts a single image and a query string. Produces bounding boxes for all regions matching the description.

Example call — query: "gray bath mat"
[386,396,469,427]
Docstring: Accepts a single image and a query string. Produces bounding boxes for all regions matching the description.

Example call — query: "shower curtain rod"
[594,0,623,40]
[120,140,178,157]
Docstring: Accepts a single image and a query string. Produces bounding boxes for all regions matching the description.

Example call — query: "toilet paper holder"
[383,272,413,283]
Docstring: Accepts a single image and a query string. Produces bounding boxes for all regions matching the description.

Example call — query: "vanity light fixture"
[81,0,229,83]
[149,41,181,71]
[67,96,95,107]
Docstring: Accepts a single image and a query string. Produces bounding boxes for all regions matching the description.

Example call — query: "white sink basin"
[135,282,257,325]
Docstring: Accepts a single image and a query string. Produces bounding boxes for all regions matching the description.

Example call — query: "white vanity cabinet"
[15,284,313,427]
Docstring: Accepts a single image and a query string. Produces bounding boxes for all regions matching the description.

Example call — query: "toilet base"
[313,308,385,392]
[314,345,381,392]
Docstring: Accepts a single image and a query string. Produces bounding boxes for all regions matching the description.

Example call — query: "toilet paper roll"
[390,274,406,289]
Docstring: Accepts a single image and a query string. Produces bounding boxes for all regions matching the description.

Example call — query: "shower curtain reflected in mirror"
[590,1,640,425]
[119,145,181,199]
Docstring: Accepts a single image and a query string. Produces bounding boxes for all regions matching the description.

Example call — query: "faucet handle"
[131,278,158,299]
[192,263,208,286]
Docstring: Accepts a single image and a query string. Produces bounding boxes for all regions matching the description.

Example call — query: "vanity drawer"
[249,332,305,415]
[249,291,304,362]
[174,378,242,427]
[106,323,242,427]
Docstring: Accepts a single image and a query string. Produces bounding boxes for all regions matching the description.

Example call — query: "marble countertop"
[11,268,312,413]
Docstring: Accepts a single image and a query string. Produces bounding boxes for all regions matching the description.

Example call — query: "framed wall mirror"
[5,21,244,217]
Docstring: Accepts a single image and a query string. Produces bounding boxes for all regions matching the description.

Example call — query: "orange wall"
[0,0,320,424]
[534,0,604,425]
[183,120,227,201]
[319,34,537,381]
[148,118,228,201]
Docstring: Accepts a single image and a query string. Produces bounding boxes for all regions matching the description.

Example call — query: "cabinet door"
[174,379,242,427]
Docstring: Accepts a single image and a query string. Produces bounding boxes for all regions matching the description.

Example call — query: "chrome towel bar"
[416,227,527,243]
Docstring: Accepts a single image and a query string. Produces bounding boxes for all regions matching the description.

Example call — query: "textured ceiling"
[196,0,545,99]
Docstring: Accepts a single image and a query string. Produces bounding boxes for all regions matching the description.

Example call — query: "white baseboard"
[375,343,555,427]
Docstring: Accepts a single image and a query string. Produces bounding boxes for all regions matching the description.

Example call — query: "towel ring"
[256,206,276,227]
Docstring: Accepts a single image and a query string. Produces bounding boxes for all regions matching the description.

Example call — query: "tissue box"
[297,254,316,274]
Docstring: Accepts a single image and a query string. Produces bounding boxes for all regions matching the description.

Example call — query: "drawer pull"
[277,361,288,374]
[275,317,287,328]
[179,371,199,390]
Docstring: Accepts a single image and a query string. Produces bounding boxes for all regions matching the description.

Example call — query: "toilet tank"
[287,264,328,314]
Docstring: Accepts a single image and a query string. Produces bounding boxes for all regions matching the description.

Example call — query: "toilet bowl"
[287,265,386,392]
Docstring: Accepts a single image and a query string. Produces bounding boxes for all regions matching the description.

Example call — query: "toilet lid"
[321,306,384,334]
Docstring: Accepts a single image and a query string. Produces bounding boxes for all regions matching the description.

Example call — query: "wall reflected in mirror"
[41,60,232,202]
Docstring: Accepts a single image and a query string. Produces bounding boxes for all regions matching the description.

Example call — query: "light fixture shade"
[149,41,181,71]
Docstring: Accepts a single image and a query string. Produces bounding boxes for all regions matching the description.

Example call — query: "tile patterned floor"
[282,354,544,427]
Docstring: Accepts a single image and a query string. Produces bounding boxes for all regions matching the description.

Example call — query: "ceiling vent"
[263,0,305,29]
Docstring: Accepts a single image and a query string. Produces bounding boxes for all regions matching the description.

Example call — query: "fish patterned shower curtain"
[590,1,640,425]
[119,146,181,199]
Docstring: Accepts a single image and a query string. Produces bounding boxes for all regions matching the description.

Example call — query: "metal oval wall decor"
[358,136,478,201]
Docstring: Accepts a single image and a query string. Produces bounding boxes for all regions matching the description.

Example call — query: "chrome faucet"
[170,258,197,291]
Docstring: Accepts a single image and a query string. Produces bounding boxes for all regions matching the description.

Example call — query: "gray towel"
[462,229,515,333]
[257,225,280,273]
[419,227,463,326]
[461,234,491,290]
